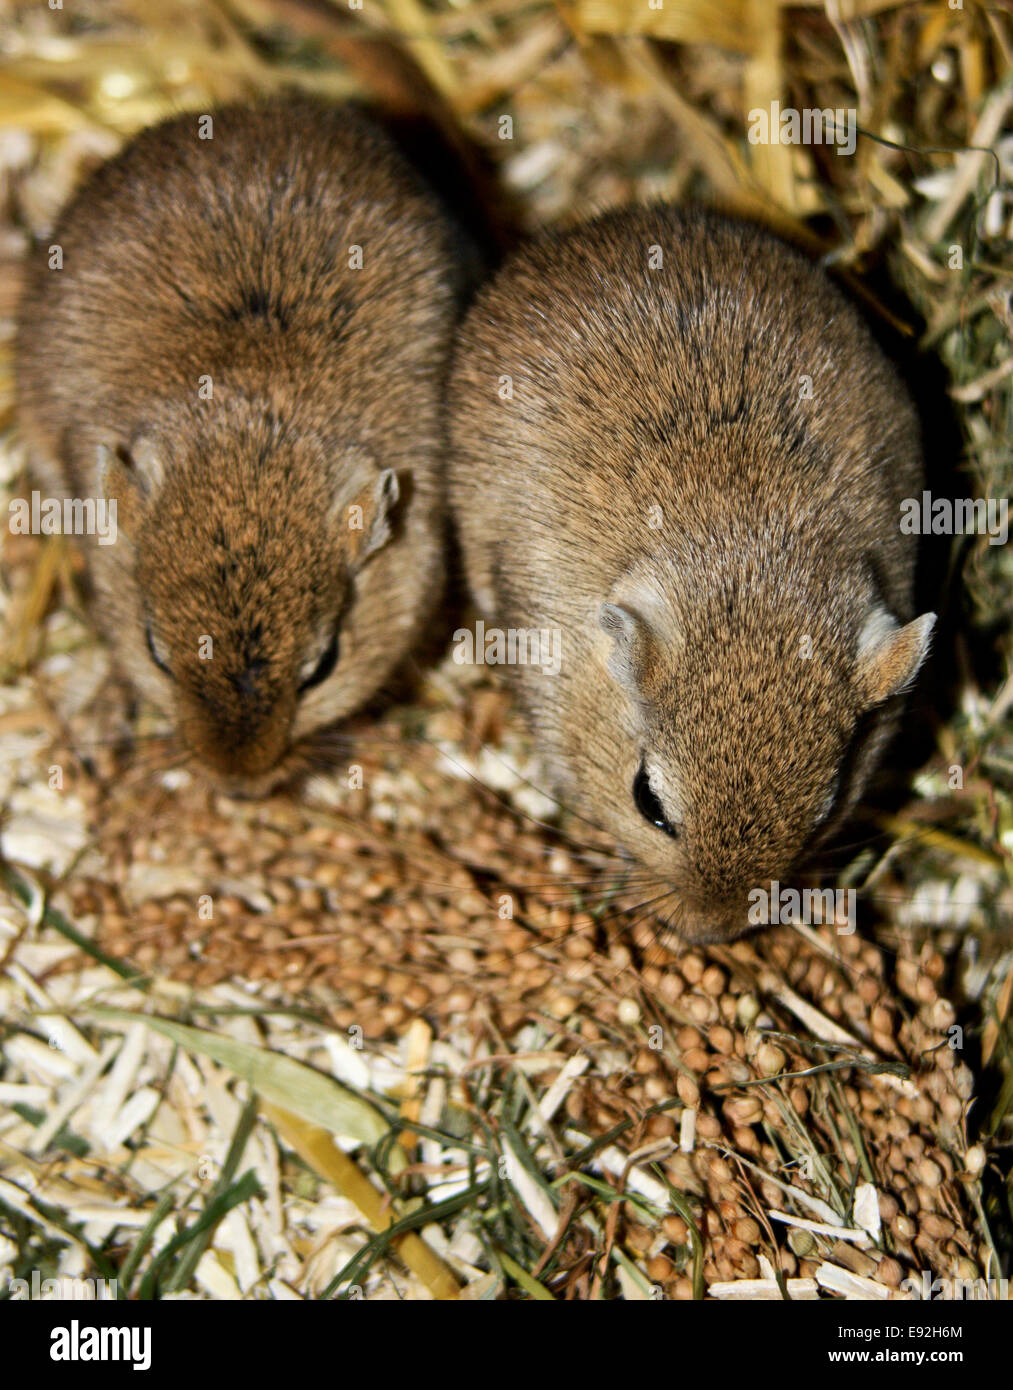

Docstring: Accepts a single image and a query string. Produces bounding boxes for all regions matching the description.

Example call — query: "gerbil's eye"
[633,763,678,839]
[145,621,173,678]
[298,632,339,693]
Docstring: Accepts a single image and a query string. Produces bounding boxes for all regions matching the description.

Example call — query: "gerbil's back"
[17,99,459,485]
[451,205,922,613]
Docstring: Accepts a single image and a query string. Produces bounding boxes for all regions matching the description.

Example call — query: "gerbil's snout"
[670,889,760,946]
[177,667,297,794]
[185,726,294,793]
[672,813,819,945]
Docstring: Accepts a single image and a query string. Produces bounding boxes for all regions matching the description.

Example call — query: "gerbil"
[17,98,463,796]
[448,205,935,944]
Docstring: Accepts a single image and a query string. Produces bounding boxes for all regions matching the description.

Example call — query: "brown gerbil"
[448,205,935,944]
[16,98,464,796]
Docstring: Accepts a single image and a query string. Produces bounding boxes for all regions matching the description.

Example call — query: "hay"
[0,0,1011,1300]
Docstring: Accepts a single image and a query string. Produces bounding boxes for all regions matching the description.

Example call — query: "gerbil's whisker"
[407,729,623,859]
[294,724,609,849]
[55,729,176,751]
[120,750,190,787]
[618,887,681,929]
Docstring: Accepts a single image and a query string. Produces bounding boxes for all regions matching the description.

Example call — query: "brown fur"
[448,206,935,943]
[16,98,462,795]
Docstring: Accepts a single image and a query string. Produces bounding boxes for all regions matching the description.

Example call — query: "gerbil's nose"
[202,733,287,779]
[190,741,295,798]
[180,696,294,786]
[215,767,290,800]
[674,894,752,946]
[186,718,287,778]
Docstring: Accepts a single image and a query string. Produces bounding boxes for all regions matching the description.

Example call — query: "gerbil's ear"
[600,602,650,695]
[855,608,936,706]
[97,438,164,535]
[342,468,401,566]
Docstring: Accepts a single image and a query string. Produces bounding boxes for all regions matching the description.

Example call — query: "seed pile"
[0,617,986,1297]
